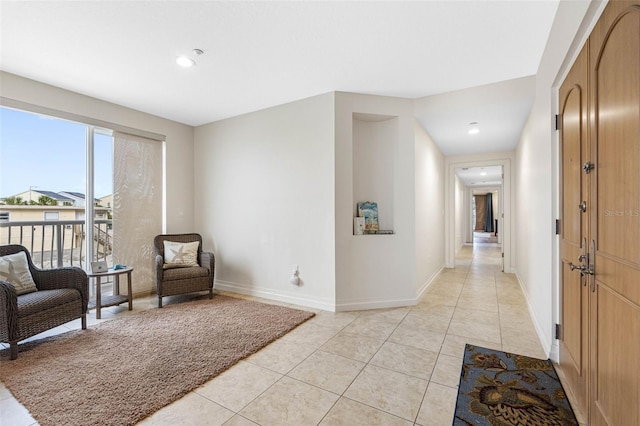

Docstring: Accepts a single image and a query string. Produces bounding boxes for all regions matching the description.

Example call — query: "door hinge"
[555,219,561,235]
[555,114,561,131]
[501,252,504,258]
[555,323,561,340]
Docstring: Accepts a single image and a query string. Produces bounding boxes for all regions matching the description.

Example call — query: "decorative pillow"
[0,251,38,295]
[163,241,200,269]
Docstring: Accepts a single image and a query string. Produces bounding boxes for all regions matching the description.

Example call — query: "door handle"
[569,262,587,273]
[569,252,593,280]
[579,201,587,212]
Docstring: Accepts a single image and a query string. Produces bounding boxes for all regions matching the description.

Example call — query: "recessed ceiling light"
[468,122,480,135]
[480,172,487,176]
[176,56,196,68]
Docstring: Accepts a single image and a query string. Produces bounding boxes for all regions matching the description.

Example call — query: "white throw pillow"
[0,251,38,295]
[163,241,200,269]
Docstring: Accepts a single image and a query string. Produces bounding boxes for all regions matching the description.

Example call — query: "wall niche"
[352,113,398,234]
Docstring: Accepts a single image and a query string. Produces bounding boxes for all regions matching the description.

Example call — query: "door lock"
[569,252,593,279]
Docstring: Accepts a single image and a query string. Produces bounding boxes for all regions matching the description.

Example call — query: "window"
[44,211,60,221]
[0,106,112,267]
[1,106,162,289]
[0,212,9,222]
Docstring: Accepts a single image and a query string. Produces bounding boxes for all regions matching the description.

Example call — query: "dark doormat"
[453,344,578,425]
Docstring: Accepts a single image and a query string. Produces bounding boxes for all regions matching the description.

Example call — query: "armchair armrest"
[0,281,18,340]
[199,251,215,272]
[199,251,215,288]
[31,267,89,313]
[155,254,165,282]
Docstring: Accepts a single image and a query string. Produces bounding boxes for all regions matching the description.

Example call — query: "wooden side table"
[86,266,133,319]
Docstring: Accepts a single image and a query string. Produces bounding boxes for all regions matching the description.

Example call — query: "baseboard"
[549,341,559,363]
[214,280,336,312]
[216,265,445,313]
[514,271,552,358]
[335,297,417,312]
[415,263,445,300]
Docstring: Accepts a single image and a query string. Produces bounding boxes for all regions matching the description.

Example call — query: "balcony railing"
[0,219,113,269]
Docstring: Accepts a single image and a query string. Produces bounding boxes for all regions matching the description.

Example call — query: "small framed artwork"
[357,201,379,231]
[91,261,108,273]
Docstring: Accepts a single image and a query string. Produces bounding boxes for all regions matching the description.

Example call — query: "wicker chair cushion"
[163,266,210,281]
[17,289,81,318]
[0,251,38,295]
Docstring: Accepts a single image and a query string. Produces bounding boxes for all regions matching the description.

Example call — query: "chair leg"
[10,342,17,360]
[209,288,213,299]
[81,314,87,330]
[158,295,163,308]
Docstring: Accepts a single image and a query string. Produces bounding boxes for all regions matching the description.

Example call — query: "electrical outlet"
[290,265,300,286]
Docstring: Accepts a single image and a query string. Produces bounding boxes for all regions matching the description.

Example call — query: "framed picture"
[357,201,379,231]
[90,261,108,274]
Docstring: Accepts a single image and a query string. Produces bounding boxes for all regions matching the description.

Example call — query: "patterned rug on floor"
[453,344,578,426]
[0,294,314,426]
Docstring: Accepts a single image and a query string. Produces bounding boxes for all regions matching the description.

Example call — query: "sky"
[0,107,113,199]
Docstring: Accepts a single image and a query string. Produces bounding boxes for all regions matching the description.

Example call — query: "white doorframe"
[470,185,503,243]
[445,155,513,272]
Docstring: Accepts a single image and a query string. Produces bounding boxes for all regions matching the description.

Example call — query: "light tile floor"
[1,244,553,425]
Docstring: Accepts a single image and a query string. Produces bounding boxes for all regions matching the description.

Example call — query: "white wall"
[196,91,444,311]
[334,92,420,310]
[514,0,605,359]
[415,123,446,296]
[194,93,336,310]
[454,175,465,252]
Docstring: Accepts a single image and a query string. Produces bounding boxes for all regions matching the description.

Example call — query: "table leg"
[127,270,133,311]
[96,276,102,320]
[114,274,120,296]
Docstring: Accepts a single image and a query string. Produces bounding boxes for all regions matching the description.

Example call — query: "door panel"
[594,8,640,262]
[589,2,640,425]
[592,286,640,426]
[559,44,589,414]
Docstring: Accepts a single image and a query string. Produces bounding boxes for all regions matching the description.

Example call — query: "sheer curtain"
[112,132,162,294]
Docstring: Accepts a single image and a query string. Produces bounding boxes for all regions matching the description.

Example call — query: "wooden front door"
[559,2,640,424]
[589,2,640,425]
[558,42,589,414]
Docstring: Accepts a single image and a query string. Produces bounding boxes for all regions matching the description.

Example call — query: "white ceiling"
[455,165,503,187]
[0,1,559,156]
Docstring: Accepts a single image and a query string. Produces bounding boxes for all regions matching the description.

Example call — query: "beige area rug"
[0,295,314,426]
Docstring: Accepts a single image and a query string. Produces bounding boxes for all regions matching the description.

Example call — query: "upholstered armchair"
[153,233,215,308]
[0,245,88,360]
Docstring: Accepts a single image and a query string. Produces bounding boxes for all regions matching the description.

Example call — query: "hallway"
[2,244,549,425]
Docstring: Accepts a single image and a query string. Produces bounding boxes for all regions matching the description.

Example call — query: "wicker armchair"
[154,233,215,308]
[0,245,88,360]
